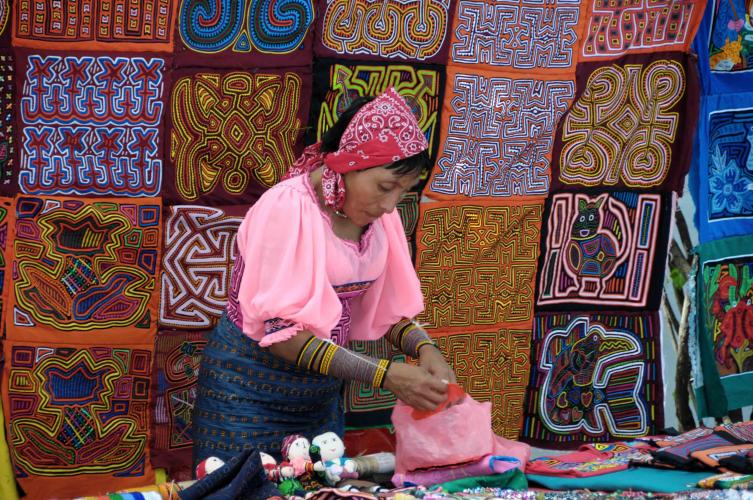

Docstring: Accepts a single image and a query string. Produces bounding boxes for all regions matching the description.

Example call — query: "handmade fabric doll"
[280,434,314,477]
[311,432,358,485]
[280,434,325,491]
[260,451,294,482]
[194,456,225,480]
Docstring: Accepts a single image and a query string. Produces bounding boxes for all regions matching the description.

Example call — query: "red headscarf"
[285,87,428,212]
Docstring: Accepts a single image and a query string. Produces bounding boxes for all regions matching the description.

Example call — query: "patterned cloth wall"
[689,0,753,420]
[0,0,709,496]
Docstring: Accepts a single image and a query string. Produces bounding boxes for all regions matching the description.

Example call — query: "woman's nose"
[380,193,401,213]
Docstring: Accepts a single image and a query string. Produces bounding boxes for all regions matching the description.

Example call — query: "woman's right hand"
[383,363,448,411]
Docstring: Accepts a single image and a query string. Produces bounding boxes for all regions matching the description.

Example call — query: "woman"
[192,88,456,466]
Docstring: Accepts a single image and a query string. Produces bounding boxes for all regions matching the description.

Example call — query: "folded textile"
[179,449,280,500]
[719,450,753,474]
[652,431,746,469]
[698,471,753,489]
[527,466,717,493]
[527,441,655,478]
[392,455,521,487]
[432,469,527,494]
[692,444,753,469]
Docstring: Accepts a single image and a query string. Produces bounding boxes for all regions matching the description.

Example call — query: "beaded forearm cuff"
[386,318,435,358]
[295,336,391,388]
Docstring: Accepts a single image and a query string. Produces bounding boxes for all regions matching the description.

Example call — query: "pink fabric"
[325,87,429,174]
[228,174,423,347]
[283,87,427,212]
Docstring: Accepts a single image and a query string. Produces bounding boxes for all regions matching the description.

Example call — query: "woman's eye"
[378,185,391,193]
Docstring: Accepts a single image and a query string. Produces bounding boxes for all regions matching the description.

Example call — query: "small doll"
[311,432,358,486]
[280,434,315,477]
[195,456,225,480]
[260,451,295,482]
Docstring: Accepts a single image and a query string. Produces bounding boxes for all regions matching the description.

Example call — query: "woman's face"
[342,165,420,226]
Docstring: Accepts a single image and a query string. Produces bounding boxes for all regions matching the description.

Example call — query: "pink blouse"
[226,173,424,347]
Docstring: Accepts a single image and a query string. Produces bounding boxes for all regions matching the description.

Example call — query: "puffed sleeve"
[233,183,343,347]
[348,210,424,341]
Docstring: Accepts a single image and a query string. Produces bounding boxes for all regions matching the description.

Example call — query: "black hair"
[320,95,432,177]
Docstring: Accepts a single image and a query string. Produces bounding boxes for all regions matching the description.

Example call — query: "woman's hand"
[418,344,456,385]
[383,363,447,411]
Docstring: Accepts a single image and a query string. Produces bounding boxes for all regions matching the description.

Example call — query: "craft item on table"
[69,479,196,499]
[527,441,655,478]
[195,456,225,480]
[698,471,753,489]
[312,431,359,485]
[392,455,521,487]
[646,427,715,448]
[278,477,305,497]
[303,486,383,500]
[431,468,528,494]
[280,434,325,491]
[717,421,753,443]
[581,441,657,466]
[719,449,753,474]
[693,444,753,469]
[336,479,391,494]
[652,430,747,469]
[527,467,718,494]
[392,384,530,475]
[351,452,396,478]
[282,434,316,477]
[179,448,280,500]
[72,493,162,500]
[261,451,295,482]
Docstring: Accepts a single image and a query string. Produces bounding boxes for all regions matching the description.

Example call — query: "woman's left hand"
[418,345,456,385]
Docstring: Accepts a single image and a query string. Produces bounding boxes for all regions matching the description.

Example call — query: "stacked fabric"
[522,422,753,494]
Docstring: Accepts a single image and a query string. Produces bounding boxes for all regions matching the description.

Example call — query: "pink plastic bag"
[391,390,495,474]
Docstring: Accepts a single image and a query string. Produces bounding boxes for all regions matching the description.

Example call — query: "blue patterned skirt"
[192,313,343,466]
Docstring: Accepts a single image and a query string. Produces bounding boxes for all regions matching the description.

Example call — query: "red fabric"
[344,428,396,456]
[325,87,428,174]
[285,87,427,212]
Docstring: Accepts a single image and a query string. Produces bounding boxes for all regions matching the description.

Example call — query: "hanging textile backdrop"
[688,0,753,420]
[0,0,711,496]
